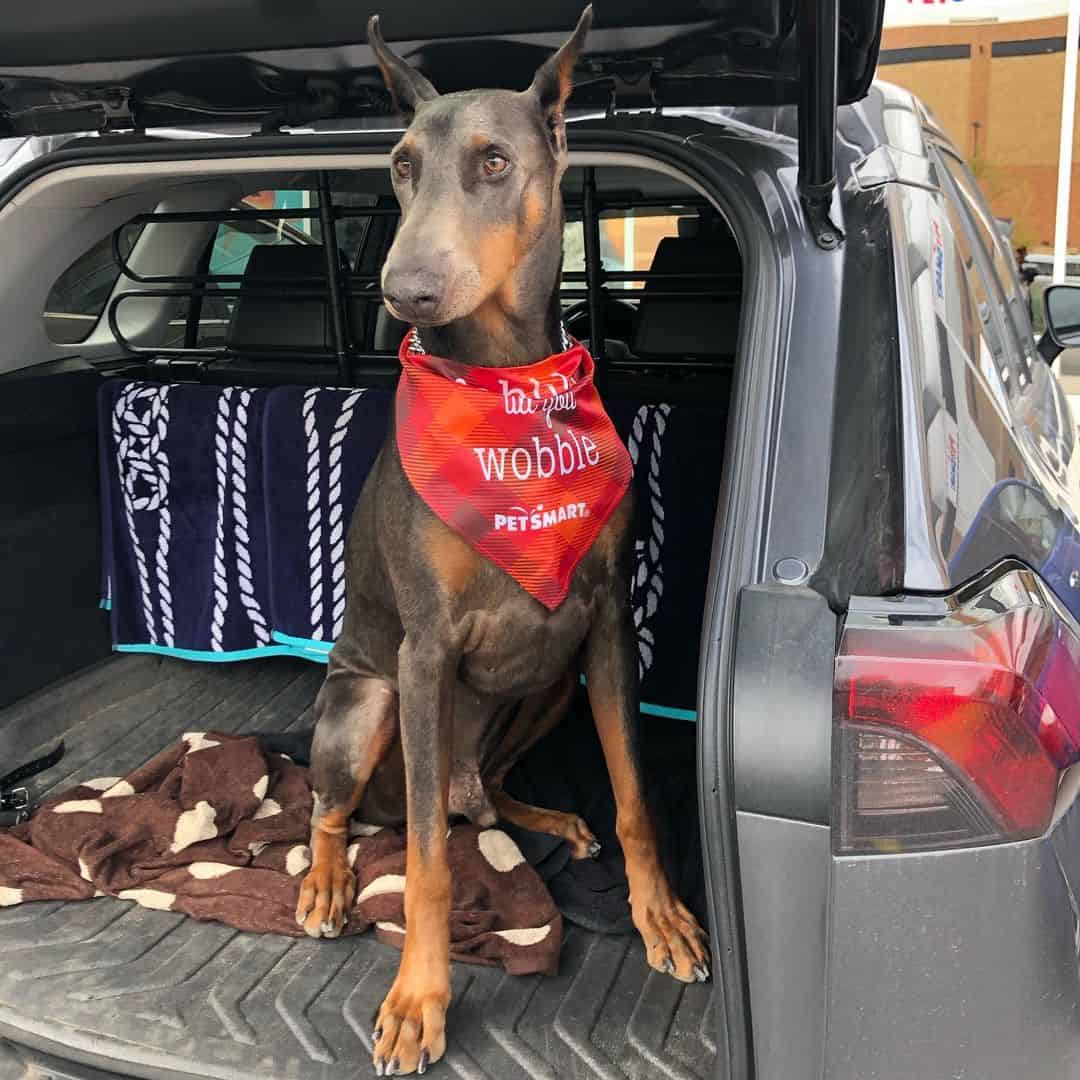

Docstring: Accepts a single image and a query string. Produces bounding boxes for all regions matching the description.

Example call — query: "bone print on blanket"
[0,733,561,975]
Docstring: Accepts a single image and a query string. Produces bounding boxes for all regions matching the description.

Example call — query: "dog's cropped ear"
[527,5,592,157]
[368,15,439,118]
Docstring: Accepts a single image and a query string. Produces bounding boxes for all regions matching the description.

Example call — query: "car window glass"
[560,209,685,298]
[937,185,1017,408]
[935,149,1040,375]
[196,189,376,347]
[937,154,1018,298]
[42,222,144,345]
[937,147,1078,480]
[999,481,1059,560]
[43,186,378,352]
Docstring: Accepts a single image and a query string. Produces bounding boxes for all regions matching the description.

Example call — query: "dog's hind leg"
[296,667,397,939]
[483,675,601,860]
[490,791,600,860]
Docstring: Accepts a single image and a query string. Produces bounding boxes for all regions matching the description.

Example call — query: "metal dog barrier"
[105,168,740,386]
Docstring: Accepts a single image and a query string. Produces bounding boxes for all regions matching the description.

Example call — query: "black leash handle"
[0,741,65,825]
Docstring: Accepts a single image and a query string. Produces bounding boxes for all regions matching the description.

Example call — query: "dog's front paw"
[295,853,355,939]
[632,889,710,984]
[372,980,449,1076]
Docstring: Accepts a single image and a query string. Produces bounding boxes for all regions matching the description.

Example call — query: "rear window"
[206,189,374,277]
[194,189,376,348]
[42,188,377,349]
[43,222,143,345]
[196,190,323,348]
[561,208,685,295]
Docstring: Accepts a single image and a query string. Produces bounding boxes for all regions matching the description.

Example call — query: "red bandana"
[395,330,633,610]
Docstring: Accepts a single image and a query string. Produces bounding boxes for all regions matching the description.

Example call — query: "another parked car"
[2,3,1080,1079]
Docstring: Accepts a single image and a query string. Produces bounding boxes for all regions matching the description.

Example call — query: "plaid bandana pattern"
[395,330,633,610]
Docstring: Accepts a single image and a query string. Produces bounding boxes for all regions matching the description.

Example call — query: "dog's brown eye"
[483,153,510,177]
[393,158,412,181]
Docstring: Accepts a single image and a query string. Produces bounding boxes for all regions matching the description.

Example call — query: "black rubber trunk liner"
[0,655,723,1080]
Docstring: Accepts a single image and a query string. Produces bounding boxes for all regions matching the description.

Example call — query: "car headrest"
[631,234,742,359]
[226,244,364,354]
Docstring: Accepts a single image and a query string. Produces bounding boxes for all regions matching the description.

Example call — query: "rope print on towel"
[211,388,273,649]
[627,403,670,680]
[293,381,669,673]
[105,381,275,656]
[301,387,368,641]
[112,383,174,647]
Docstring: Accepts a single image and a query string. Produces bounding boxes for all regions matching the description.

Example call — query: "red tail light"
[836,563,1080,854]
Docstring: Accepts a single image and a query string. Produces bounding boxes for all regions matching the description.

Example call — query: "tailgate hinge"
[589,57,664,117]
[11,88,137,136]
[95,88,137,132]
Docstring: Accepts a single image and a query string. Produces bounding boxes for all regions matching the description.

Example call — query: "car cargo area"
[0,154,739,1079]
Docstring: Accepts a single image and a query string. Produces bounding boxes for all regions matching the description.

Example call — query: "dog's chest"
[456,586,594,697]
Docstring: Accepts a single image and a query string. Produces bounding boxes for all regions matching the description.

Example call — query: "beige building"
[881,15,1079,251]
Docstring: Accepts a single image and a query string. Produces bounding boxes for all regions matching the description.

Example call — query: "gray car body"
[723,81,1080,1080]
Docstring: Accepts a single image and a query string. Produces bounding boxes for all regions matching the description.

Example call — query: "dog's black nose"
[382,268,444,324]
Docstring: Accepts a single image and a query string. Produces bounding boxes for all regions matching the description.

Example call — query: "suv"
[2,4,1080,1079]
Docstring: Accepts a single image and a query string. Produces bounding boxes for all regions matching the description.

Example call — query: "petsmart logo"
[494,502,590,532]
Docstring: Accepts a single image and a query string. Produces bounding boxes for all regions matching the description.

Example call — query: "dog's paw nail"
[693,964,709,982]
[587,841,601,858]
[662,958,675,975]
[419,1048,430,1074]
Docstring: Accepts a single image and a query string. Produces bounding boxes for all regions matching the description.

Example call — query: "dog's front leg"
[583,594,711,984]
[372,635,454,1077]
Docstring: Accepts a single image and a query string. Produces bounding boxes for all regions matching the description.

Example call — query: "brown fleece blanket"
[0,731,561,975]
